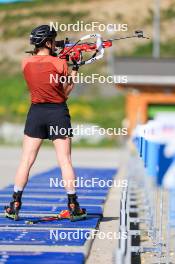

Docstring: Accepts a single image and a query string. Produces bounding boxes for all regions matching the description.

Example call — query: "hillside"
[0,0,175,63]
[0,0,174,141]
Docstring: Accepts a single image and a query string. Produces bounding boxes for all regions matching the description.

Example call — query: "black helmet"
[30,25,57,47]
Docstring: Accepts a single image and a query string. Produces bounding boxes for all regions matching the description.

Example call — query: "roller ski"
[25,207,87,225]
[26,194,87,224]
[4,191,22,221]
[25,209,70,225]
[68,194,87,222]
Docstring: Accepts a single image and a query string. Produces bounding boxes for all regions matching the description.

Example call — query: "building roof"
[114,58,175,86]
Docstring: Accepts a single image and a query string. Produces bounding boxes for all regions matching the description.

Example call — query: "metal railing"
[115,116,175,264]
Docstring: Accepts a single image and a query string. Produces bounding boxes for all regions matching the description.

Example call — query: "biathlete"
[4,25,86,221]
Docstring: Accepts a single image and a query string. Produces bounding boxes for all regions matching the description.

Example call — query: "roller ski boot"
[68,194,87,222]
[4,191,22,221]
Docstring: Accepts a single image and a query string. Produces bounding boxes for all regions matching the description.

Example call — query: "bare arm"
[63,69,78,98]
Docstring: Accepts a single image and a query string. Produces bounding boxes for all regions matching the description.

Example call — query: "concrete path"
[0,146,120,188]
[86,149,129,264]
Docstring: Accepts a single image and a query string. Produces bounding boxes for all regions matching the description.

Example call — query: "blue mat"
[0,197,104,205]
[3,186,110,191]
[0,229,91,246]
[19,205,103,215]
[0,216,100,228]
[0,190,107,196]
[29,167,116,176]
[24,168,117,191]
[0,167,117,263]
[30,173,116,180]
[0,188,108,197]
[0,205,103,216]
[0,252,84,264]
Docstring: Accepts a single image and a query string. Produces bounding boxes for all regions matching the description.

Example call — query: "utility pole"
[152,0,160,58]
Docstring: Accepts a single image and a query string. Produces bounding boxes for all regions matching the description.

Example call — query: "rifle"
[55,30,149,66]
[26,30,149,66]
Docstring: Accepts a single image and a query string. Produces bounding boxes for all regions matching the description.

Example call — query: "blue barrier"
[0,252,84,264]
[141,138,147,167]
[132,117,175,262]
[133,122,175,186]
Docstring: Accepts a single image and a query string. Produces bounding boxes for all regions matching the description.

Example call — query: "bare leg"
[52,138,86,220]
[53,137,75,193]
[14,135,43,190]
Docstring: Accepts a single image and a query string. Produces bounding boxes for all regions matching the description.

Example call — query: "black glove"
[72,59,79,71]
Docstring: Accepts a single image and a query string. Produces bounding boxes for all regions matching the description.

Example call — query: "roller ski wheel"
[4,201,21,221]
[4,191,22,221]
[69,206,87,222]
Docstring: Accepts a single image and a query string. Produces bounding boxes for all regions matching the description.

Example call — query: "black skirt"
[24,102,73,140]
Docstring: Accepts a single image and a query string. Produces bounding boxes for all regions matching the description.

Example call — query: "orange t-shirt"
[22,55,68,103]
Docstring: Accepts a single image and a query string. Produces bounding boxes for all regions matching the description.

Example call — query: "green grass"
[2,25,33,39]
[68,95,125,129]
[0,72,125,129]
[0,0,84,11]
[148,104,175,119]
[2,10,88,23]
[0,137,119,148]
[1,10,89,39]
[143,8,153,25]
[0,71,125,148]
[0,74,26,104]
[161,3,175,20]
[122,41,175,58]
[143,4,175,26]
[0,73,29,122]
[72,138,119,148]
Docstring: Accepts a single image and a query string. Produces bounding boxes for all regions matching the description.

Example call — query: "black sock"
[13,191,23,202]
[68,193,78,204]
